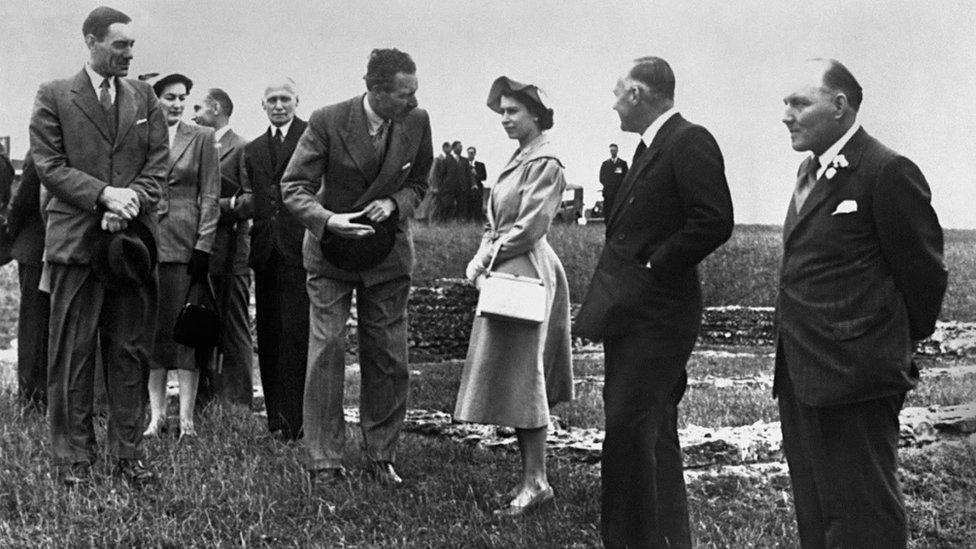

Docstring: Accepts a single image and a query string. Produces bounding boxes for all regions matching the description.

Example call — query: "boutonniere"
[824,154,849,180]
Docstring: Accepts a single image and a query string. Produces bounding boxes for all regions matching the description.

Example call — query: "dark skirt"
[151,262,197,371]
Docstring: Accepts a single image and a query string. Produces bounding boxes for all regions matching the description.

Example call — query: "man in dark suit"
[575,56,734,547]
[193,88,254,407]
[465,146,487,221]
[245,79,309,440]
[598,143,628,215]
[776,58,946,548]
[433,140,468,221]
[5,154,48,410]
[282,48,432,486]
[29,6,168,486]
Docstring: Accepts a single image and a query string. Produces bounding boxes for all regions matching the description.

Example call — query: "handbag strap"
[183,276,218,309]
[484,243,542,280]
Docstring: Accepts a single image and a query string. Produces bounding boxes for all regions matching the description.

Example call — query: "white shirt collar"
[214,126,231,142]
[815,121,861,179]
[269,120,292,140]
[362,94,386,135]
[640,107,679,147]
[167,122,180,147]
[84,63,116,102]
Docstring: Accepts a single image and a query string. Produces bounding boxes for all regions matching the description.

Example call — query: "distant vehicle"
[554,187,583,222]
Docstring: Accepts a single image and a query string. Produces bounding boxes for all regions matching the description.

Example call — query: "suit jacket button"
[628,197,635,204]
[616,233,625,240]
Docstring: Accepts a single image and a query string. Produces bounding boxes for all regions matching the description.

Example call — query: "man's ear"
[84,34,96,51]
[832,93,850,119]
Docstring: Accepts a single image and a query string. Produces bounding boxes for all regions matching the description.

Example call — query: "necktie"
[100,78,117,140]
[632,140,647,166]
[793,157,821,213]
[270,127,284,168]
[372,120,390,161]
[275,128,284,143]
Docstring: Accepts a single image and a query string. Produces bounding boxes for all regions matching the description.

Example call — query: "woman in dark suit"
[455,76,573,517]
[144,73,220,439]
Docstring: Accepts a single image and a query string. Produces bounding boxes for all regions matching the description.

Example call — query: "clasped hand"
[101,211,128,233]
[362,198,396,223]
[99,186,140,220]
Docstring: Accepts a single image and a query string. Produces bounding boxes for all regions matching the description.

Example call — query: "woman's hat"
[486,76,549,113]
[319,213,397,271]
[88,217,157,288]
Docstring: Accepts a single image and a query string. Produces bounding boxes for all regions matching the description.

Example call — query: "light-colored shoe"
[142,420,167,438]
[492,487,555,518]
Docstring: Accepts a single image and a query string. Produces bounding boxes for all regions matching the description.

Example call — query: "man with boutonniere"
[776,58,947,548]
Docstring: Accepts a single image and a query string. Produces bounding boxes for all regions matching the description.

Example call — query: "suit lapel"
[606,114,681,229]
[782,128,869,245]
[356,118,413,208]
[70,70,113,144]
[337,96,381,178]
[168,122,195,177]
[113,78,138,150]
[218,130,239,162]
[252,131,275,180]
[277,119,303,174]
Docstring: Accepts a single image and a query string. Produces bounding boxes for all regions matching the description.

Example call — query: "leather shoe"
[57,462,93,488]
[370,461,402,487]
[493,487,554,518]
[112,459,158,487]
[308,466,347,487]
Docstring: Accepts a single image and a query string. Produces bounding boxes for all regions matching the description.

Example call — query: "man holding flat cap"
[282,48,432,487]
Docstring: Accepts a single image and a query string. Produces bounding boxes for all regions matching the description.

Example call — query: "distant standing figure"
[416,141,450,222]
[246,79,310,441]
[29,6,168,486]
[144,73,220,440]
[465,146,487,221]
[6,153,48,410]
[433,140,468,221]
[575,56,734,547]
[457,76,573,517]
[598,143,628,216]
[775,58,947,548]
[192,88,255,407]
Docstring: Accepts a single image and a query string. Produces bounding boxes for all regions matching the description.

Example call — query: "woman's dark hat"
[152,73,194,97]
[487,76,550,113]
[88,218,157,288]
[319,212,397,271]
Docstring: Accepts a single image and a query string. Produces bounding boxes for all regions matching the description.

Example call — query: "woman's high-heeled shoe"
[142,419,168,438]
[492,487,555,518]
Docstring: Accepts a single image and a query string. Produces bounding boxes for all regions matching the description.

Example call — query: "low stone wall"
[404,279,976,362]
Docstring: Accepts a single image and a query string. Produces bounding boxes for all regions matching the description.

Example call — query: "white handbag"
[475,249,547,324]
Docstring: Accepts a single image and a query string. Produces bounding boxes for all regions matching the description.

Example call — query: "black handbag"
[173,277,220,349]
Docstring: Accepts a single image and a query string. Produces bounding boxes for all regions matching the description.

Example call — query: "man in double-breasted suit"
[465,146,487,221]
[245,79,309,440]
[193,88,254,407]
[575,56,733,548]
[29,6,168,486]
[776,58,946,548]
[282,48,432,486]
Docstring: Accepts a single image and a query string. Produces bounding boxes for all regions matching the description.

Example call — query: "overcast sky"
[2,1,974,228]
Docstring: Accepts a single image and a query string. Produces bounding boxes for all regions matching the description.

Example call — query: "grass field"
[0,222,974,546]
[1,353,973,547]
[414,222,976,321]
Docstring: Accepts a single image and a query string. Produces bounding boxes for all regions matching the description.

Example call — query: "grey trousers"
[303,273,410,471]
[47,264,156,465]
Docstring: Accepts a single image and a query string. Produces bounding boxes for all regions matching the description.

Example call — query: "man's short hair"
[364,48,416,92]
[452,141,461,148]
[628,56,675,101]
[263,78,298,99]
[814,58,863,112]
[467,146,476,153]
[609,143,618,148]
[82,6,131,41]
[206,88,234,117]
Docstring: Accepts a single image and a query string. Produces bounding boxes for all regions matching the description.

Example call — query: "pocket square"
[135,118,147,125]
[832,200,858,215]
[400,162,412,171]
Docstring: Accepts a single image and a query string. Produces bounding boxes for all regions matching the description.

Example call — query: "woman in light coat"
[456,76,573,517]
[144,73,220,439]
